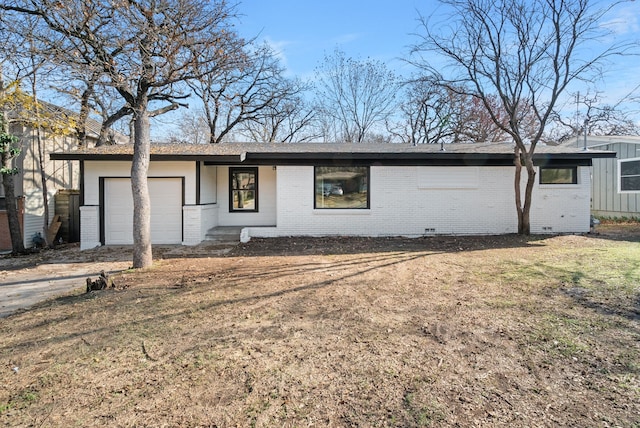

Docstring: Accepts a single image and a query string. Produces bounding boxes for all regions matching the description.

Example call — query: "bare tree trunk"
[30,77,52,247]
[514,146,536,235]
[97,106,130,146]
[514,146,524,234]
[521,153,537,236]
[1,159,25,253]
[77,84,93,147]
[131,99,152,268]
[0,68,25,253]
[35,127,51,246]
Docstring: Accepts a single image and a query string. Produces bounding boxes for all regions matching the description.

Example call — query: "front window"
[315,166,369,209]
[539,167,577,185]
[229,167,258,212]
[619,158,640,192]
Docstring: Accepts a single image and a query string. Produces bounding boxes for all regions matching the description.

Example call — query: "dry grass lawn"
[1,225,639,427]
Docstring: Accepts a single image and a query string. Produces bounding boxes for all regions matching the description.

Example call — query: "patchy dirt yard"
[1,225,639,427]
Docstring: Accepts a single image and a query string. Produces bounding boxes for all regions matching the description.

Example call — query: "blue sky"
[236,0,423,78]
[235,0,640,114]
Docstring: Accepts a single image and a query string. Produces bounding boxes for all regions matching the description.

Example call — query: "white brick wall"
[79,162,592,248]
[182,204,220,245]
[531,166,591,233]
[200,204,219,237]
[79,206,101,249]
[182,205,202,246]
[249,165,592,239]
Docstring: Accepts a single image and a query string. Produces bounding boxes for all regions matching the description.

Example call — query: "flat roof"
[50,142,616,166]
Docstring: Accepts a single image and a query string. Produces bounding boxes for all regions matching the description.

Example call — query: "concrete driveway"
[0,241,238,318]
[0,258,131,318]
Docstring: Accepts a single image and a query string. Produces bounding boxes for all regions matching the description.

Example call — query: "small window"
[539,167,577,185]
[315,166,369,209]
[229,167,258,212]
[620,158,640,192]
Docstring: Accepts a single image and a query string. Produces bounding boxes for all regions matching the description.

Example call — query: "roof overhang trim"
[50,148,615,167]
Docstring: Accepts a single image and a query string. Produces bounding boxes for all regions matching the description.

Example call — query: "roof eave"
[50,148,615,166]
[50,153,245,163]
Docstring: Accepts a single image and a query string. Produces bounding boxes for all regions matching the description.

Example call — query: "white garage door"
[104,178,183,245]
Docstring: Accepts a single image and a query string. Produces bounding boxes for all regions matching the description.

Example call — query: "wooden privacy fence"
[54,189,80,243]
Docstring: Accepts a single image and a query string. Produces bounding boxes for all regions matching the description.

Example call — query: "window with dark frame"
[620,159,640,192]
[539,167,577,185]
[314,166,369,209]
[229,167,258,212]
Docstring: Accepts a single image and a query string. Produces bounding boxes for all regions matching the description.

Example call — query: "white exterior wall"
[199,164,218,204]
[531,166,591,233]
[81,161,198,248]
[248,165,592,239]
[79,205,100,249]
[192,164,221,243]
[216,165,277,227]
[182,204,219,245]
[79,161,592,248]
[83,161,197,205]
[200,204,219,237]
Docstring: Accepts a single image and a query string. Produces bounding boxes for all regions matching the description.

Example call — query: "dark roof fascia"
[50,153,245,163]
[151,154,244,163]
[244,151,612,167]
[243,152,509,166]
[532,151,615,167]
[51,148,615,167]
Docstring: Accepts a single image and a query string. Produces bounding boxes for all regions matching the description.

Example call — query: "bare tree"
[398,78,529,145]
[55,71,129,147]
[2,0,242,267]
[397,77,455,145]
[0,133,23,253]
[25,42,54,247]
[0,25,27,253]
[411,0,631,234]
[167,109,211,144]
[0,84,25,253]
[314,48,399,143]
[237,80,317,143]
[189,42,307,144]
[549,91,640,142]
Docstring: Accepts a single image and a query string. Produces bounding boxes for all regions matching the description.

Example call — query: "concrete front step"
[204,226,243,242]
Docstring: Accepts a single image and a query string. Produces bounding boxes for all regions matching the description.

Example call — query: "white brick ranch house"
[49,142,614,249]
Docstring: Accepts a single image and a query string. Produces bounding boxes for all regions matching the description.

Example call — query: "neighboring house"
[0,122,77,250]
[50,142,614,250]
[0,103,113,251]
[564,135,640,219]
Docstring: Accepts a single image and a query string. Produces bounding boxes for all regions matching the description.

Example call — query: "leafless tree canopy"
[549,91,640,142]
[398,77,541,145]
[411,0,631,234]
[236,90,318,143]
[314,48,399,143]
[188,42,312,144]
